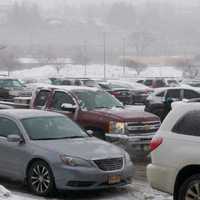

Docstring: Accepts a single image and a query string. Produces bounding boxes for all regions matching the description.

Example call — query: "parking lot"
[0,162,172,200]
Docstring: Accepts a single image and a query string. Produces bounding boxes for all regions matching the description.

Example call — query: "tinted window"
[74,80,82,86]
[184,89,200,99]
[156,91,165,97]
[144,80,153,86]
[52,91,75,110]
[166,89,181,99]
[61,80,72,85]
[0,118,20,137]
[34,90,50,107]
[155,80,165,87]
[173,111,200,136]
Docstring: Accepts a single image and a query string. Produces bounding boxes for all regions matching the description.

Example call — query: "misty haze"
[0,1,200,200]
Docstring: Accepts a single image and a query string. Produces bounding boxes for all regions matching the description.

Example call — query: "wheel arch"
[174,165,200,200]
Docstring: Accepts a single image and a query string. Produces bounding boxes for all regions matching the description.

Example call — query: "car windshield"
[0,79,24,88]
[74,90,123,110]
[21,116,88,140]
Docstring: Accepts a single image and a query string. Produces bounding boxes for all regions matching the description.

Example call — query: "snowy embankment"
[11,64,182,80]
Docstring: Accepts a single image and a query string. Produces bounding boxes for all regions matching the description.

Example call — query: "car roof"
[41,85,100,92]
[0,109,62,120]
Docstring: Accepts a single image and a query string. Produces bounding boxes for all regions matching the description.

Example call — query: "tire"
[177,174,200,200]
[27,160,55,196]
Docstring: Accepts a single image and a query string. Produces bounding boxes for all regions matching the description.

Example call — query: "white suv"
[147,103,200,200]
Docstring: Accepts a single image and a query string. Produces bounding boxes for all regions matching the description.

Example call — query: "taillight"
[111,91,120,96]
[150,136,163,152]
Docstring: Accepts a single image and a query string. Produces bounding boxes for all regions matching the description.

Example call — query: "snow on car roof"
[0,109,62,120]
[40,85,100,92]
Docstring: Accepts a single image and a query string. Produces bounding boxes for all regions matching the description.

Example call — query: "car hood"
[90,107,159,122]
[32,137,123,160]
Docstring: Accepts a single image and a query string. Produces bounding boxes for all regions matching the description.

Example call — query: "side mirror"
[61,103,77,112]
[7,135,23,143]
[86,130,94,137]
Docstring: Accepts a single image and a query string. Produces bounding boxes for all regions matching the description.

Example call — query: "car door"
[0,117,30,179]
[49,90,77,120]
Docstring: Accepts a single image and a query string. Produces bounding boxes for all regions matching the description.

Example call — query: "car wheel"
[177,174,200,200]
[27,160,55,196]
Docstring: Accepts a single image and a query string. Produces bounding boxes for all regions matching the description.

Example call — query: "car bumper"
[53,162,134,190]
[105,134,154,159]
[147,164,176,195]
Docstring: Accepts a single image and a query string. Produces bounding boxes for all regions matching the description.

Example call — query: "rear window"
[173,111,200,136]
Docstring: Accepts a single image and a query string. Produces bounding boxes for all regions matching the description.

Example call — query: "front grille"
[94,157,123,171]
[126,121,160,135]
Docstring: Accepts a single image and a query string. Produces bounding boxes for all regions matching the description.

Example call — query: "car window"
[74,80,82,86]
[183,89,200,99]
[74,90,123,110]
[34,90,50,107]
[61,80,73,85]
[51,91,75,110]
[173,111,200,136]
[166,89,181,99]
[0,118,20,138]
[155,91,165,97]
[155,80,166,87]
[144,80,153,86]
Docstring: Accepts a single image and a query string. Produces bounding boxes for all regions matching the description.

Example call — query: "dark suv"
[145,87,200,120]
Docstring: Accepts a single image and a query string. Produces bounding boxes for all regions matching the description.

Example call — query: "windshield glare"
[21,116,88,140]
[74,90,123,110]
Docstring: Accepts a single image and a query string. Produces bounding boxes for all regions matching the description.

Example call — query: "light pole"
[122,38,126,76]
[83,41,87,77]
[103,32,106,80]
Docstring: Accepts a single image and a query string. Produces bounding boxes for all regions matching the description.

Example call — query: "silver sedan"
[0,109,134,196]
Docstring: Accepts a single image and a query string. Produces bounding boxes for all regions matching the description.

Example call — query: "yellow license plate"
[108,175,121,184]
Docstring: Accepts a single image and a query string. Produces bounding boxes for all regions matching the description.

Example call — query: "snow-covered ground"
[10,64,182,80]
[0,180,172,200]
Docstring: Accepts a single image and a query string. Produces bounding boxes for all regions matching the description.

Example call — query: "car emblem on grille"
[144,125,151,131]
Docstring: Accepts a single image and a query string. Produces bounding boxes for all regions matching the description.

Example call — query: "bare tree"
[129,31,155,56]
[124,58,147,75]
[173,57,199,79]
[39,48,69,75]
[0,50,21,76]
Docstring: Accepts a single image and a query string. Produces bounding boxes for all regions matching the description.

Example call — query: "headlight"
[109,121,125,134]
[124,152,132,164]
[60,155,93,168]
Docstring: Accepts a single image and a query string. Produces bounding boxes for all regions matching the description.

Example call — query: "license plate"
[108,175,121,184]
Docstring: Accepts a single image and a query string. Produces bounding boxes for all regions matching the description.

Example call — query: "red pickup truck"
[28,85,160,159]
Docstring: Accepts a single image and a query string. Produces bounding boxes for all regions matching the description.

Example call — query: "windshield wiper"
[94,106,109,109]
[65,136,86,139]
